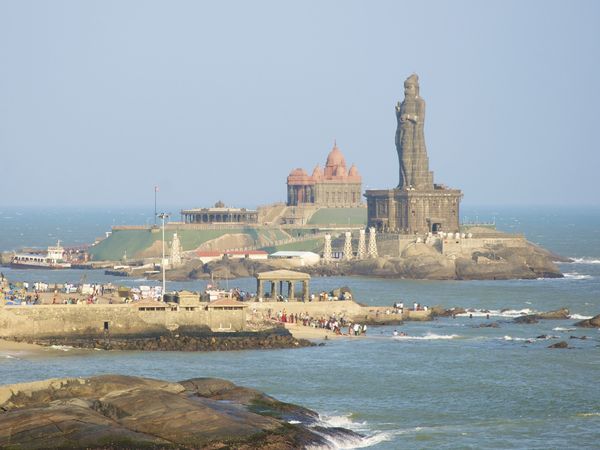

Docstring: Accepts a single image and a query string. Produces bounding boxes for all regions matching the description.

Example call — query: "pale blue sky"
[1,0,599,208]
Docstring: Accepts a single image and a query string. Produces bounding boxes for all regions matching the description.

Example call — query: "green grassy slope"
[89,227,289,261]
[88,229,157,261]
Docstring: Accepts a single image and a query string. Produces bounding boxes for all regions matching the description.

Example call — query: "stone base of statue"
[365,187,462,234]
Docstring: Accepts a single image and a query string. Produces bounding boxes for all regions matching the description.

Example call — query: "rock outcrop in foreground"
[0,375,360,449]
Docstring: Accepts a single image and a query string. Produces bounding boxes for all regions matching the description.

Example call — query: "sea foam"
[49,345,73,352]
[306,414,394,449]
[393,333,459,340]
[569,314,593,320]
[563,272,593,280]
[569,257,600,264]
[456,308,535,318]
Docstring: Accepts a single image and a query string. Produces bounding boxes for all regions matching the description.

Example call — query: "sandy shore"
[0,339,91,359]
[283,323,363,341]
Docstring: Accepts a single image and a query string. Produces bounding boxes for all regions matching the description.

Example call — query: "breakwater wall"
[0,303,246,339]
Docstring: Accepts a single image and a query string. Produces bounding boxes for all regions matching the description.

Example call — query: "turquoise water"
[1,206,599,449]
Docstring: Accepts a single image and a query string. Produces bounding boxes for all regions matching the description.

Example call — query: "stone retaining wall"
[0,304,245,338]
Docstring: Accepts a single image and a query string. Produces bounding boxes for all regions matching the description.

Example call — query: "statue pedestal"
[365,187,462,235]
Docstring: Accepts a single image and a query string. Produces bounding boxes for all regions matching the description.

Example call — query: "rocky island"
[0,374,360,449]
[163,231,565,281]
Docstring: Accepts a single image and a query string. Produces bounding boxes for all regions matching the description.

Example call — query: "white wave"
[393,333,459,340]
[569,314,593,320]
[502,335,559,342]
[307,429,394,450]
[49,345,73,352]
[502,335,530,342]
[316,414,369,431]
[553,327,576,331]
[563,272,593,280]
[569,257,600,264]
[577,412,600,417]
[306,414,394,450]
[456,308,535,318]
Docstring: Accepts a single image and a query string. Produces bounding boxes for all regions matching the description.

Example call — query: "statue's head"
[404,74,419,98]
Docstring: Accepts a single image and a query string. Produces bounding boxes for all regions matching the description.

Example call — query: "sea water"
[1,206,599,449]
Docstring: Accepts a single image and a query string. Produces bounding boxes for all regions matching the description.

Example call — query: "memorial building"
[365,74,462,234]
[286,142,362,207]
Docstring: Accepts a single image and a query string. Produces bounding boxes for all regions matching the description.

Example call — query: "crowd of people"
[391,301,429,314]
[270,309,367,336]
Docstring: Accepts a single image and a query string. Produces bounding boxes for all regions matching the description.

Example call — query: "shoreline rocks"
[183,240,565,281]
[513,308,570,324]
[0,374,361,449]
[10,327,314,352]
[574,314,600,328]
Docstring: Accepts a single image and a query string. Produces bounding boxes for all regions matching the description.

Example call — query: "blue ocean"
[1,206,599,449]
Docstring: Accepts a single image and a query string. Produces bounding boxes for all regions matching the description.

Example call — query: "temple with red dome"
[287,142,362,207]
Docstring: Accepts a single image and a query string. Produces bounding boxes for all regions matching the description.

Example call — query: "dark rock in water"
[514,308,570,324]
[536,334,548,339]
[477,322,499,328]
[0,374,361,449]
[548,341,570,349]
[569,335,587,340]
[430,306,466,317]
[574,313,600,328]
[514,315,539,324]
[17,327,313,352]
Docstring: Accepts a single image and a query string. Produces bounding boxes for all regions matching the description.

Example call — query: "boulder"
[548,341,570,349]
[574,314,600,328]
[538,308,570,319]
[514,308,570,324]
[514,315,539,324]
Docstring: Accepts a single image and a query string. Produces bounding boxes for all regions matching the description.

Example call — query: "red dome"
[289,168,308,177]
[348,164,360,177]
[287,167,314,186]
[325,143,347,169]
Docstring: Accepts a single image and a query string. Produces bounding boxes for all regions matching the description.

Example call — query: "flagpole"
[154,186,158,226]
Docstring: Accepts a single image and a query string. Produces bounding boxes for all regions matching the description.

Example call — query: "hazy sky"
[1,0,599,209]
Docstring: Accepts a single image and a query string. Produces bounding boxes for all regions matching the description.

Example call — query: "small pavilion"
[255,270,310,302]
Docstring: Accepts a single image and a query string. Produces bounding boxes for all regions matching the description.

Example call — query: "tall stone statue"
[395,74,433,190]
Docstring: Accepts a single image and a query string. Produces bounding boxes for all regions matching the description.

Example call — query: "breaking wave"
[306,414,395,449]
[501,335,531,342]
[456,308,535,318]
[569,314,593,320]
[569,257,600,264]
[393,333,459,340]
[553,327,576,331]
[49,345,73,352]
[501,335,557,342]
[563,272,593,280]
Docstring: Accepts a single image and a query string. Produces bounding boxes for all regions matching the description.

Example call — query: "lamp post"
[157,212,170,300]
